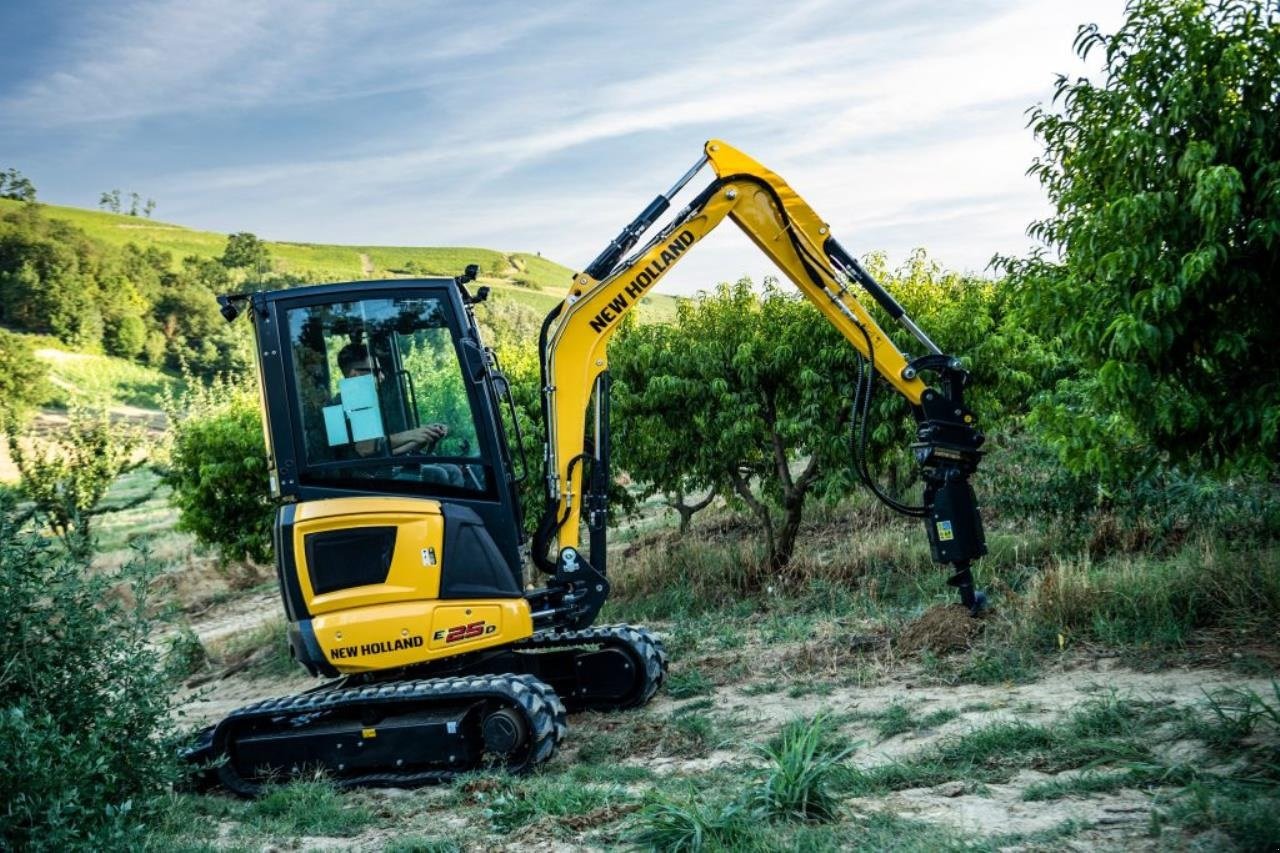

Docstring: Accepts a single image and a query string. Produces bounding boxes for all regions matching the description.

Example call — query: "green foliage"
[750,715,854,822]
[242,781,373,837]
[0,328,50,420]
[612,279,851,570]
[473,775,631,832]
[164,376,273,562]
[0,522,180,849]
[1003,0,1280,477]
[220,231,271,272]
[0,168,36,202]
[626,794,755,852]
[6,407,142,550]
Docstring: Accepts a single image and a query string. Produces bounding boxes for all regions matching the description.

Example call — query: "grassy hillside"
[0,198,681,322]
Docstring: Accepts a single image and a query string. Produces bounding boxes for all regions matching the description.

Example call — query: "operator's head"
[337,343,380,378]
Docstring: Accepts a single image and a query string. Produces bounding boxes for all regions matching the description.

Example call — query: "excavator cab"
[241,278,534,677]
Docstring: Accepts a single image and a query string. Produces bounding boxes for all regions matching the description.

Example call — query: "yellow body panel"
[288,496,533,674]
[293,496,446,615]
[543,140,928,551]
[312,598,533,674]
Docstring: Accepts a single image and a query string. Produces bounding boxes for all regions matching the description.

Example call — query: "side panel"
[306,598,533,674]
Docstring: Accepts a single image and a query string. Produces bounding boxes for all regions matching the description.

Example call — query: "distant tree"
[98,191,112,211]
[128,192,141,217]
[220,231,270,273]
[0,169,36,202]
[1003,0,1280,477]
[144,198,156,218]
[0,330,50,422]
[98,189,122,213]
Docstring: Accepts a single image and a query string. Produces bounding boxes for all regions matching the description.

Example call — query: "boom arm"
[533,140,987,619]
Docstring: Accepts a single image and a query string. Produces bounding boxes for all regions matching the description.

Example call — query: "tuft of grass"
[1155,780,1280,852]
[750,715,855,823]
[480,775,632,832]
[1016,542,1280,649]
[211,618,299,679]
[666,666,714,699]
[625,794,755,852]
[240,781,373,838]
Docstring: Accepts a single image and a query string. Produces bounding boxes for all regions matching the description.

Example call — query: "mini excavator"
[194,140,987,793]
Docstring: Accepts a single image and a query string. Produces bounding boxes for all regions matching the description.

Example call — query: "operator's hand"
[400,423,447,452]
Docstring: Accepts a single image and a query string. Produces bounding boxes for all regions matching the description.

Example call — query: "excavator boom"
[535,139,987,611]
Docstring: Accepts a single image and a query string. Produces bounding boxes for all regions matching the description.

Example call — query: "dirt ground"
[177,590,1278,851]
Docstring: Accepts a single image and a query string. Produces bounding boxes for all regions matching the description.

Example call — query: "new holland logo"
[329,634,425,660]
[588,229,696,333]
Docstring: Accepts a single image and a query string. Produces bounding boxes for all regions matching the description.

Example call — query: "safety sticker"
[936,520,954,542]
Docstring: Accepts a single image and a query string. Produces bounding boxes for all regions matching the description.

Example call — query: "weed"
[751,715,855,822]
[240,780,372,838]
[667,666,715,699]
[625,794,755,852]
[742,680,782,695]
[482,775,631,832]
[872,703,917,739]
[1156,780,1280,852]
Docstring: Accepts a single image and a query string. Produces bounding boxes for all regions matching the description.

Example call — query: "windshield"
[285,295,491,497]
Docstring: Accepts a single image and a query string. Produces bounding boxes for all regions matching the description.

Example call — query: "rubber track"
[213,673,566,796]
[513,623,668,711]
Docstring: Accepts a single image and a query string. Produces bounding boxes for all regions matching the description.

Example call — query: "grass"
[209,617,298,679]
[458,773,633,833]
[750,715,855,822]
[667,666,715,698]
[839,695,1178,797]
[240,781,374,837]
[35,345,182,410]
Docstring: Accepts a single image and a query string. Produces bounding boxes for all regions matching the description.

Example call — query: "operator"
[336,343,449,455]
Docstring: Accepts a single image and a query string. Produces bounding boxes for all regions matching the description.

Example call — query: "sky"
[0,0,1125,294]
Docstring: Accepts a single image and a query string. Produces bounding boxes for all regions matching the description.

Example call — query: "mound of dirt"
[895,604,983,655]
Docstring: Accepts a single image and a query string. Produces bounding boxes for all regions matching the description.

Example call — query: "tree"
[163,377,274,562]
[144,198,156,218]
[100,189,122,213]
[220,231,270,273]
[611,279,863,571]
[128,192,141,216]
[0,168,36,202]
[1003,0,1280,477]
[0,330,50,422]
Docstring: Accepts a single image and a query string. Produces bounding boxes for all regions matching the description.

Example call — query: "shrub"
[164,376,273,562]
[0,519,180,848]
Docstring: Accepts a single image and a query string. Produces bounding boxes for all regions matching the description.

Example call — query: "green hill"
[0,199,681,322]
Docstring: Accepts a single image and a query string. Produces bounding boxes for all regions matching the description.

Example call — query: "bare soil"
[176,591,1278,850]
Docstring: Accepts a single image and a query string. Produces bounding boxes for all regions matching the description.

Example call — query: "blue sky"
[0,0,1123,294]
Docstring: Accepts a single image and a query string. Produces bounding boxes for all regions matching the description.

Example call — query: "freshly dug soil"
[896,604,983,654]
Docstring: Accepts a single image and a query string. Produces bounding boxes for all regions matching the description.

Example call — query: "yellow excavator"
[195,140,986,794]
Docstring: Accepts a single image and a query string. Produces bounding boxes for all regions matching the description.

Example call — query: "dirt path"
[359,252,374,277]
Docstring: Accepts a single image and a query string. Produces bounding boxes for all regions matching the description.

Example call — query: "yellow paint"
[543,140,928,551]
[282,496,534,673]
[313,598,533,674]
